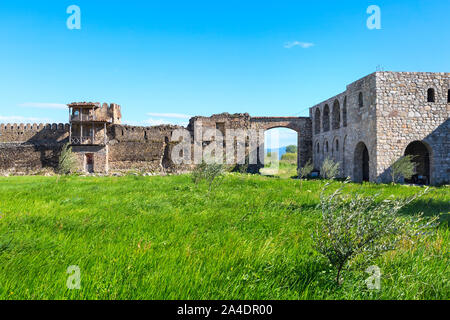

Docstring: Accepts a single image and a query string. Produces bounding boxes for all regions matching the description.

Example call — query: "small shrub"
[298,159,313,188]
[312,183,437,285]
[390,155,416,184]
[191,161,225,194]
[320,157,340,180]
[58,143,77,175]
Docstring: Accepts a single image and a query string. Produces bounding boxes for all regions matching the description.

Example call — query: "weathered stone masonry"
[0,71,448,185]
[310,71,449,185]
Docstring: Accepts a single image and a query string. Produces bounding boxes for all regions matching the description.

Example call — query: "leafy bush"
[58,143,77,175]
[312,183,437,285]
[320,157,340,180]
[191,161,225,193]
[390,155,416,184]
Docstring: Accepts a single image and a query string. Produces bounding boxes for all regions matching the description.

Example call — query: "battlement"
[0,123,69,132]
[0,123,69,144]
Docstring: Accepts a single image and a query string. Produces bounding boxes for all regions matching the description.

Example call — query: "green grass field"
[0,173,448,300]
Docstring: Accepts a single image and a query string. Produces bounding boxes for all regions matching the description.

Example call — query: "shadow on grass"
[400,199,449,225]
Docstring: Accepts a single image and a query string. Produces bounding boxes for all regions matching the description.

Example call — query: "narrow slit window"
[427,88,435,103]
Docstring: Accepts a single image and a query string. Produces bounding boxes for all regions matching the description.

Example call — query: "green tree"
[285,145,297,154]
[58,143,77,175]
[390,155,416,184]
[320,157,340,180]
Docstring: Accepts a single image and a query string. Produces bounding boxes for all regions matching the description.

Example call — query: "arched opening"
[332,100,340,130]
[447,89,450,103]
[342,135,347,176]
[261,127,298,178]
[427,88,435,102]
[404,141,431,185]
[333,139,339,160]
[314,108,321,134]
[358,92,364,109]
[354,142,369,182]
[323,104,330,132]
[343,97,347,127]
[315,141,320,169]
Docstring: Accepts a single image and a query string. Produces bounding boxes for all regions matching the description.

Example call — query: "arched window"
[332,100,340,130]
[325,141,329,153]
[358,92,364,109]
[343,97,347,127]
[427,88,435,102]
[323,104,330,132]
[335,139,339,151]
[314,108,321,134]
[316,142,320,153]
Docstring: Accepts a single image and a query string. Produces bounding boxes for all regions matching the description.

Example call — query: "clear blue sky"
[0,0,448,146]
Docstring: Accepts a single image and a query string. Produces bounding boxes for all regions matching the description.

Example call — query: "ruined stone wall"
[0,123,69,144]
[107,124,189,173]
[188,113,252,136]
[188,113,253,166]
[310,73,378,181]
[0,123,69,174]
[69,102,122,124]
[375,72,450,185]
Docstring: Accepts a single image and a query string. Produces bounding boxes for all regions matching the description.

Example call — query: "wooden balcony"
[70,136,106,146]
[70,115,112,123]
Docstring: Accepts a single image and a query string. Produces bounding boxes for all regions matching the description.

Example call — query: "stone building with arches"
[310,71,449,185]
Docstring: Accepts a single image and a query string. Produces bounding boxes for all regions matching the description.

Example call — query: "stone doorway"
[404,141,431,185]
[85,153,94,173]
[354,142,369,182]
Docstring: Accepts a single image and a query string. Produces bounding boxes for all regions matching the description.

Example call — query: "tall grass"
[0,175,448,300]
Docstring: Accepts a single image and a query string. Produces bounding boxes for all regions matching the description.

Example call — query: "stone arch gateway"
[249,117,312,169]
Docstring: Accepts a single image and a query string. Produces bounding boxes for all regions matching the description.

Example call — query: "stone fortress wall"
[0,123,69,174]
[0,121,188,175]
[0,71,448,184]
